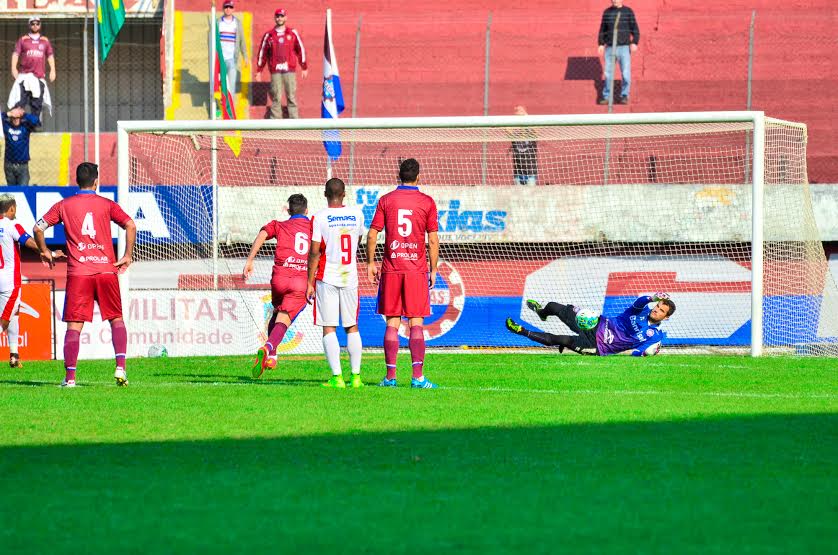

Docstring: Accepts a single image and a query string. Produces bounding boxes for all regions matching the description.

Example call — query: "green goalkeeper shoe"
[526,299,547,321]
[349,374,364,388]
[322,375,346,389]
[505,317,526,335]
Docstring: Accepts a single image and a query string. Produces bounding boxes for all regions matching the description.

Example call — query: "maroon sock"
[111,320,127,369]
[409,325,426,379]
[64,329,80,380]
[266,309,278,338]
[266,322,288,356]
[384,326,399,380]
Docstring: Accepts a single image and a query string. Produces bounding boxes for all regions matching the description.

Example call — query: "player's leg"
[0,287,21,367]
[62,276,95,386]
[340,286,363,388]
[403,272,437,389]
[314,281,344,386]
[506,317,595,354]
[377,272,403,386]
[506,317,570,352]
[7,312,22,368]
[96,274,128,386]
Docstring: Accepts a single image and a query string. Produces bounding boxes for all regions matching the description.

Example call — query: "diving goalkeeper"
[506,293,675,356]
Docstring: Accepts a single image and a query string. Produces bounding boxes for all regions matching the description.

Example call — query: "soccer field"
[1,353,836,554]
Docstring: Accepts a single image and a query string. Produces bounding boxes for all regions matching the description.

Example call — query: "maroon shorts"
[376,272,430,318]
[271,276,307,321]
[64,273,123,322]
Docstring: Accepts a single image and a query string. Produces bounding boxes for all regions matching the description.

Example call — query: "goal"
[117,112,838,357]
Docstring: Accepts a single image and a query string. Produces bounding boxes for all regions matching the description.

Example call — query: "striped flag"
[214,26,237,120]
[321,9,345,160]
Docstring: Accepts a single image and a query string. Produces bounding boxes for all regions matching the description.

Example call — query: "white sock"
[322,332,342,376]
[7,316,19,355]
[346,331,362,374]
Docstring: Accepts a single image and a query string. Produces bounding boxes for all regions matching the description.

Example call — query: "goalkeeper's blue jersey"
[595,295,666,356]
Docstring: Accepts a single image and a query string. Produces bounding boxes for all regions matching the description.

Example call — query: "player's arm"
[32,219,54,268]
[23,237,65,259]
[114,219,136,272]
[428,230,439,288]
[306,223,322,305]
[11,52,19,80]
[631,332,664,357]
[243,229,269,279]
[366,228,379,284]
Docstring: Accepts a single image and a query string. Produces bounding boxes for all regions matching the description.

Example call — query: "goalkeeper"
[505,294,675,356]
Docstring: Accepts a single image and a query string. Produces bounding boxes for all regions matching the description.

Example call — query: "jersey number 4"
[81,212,96,239]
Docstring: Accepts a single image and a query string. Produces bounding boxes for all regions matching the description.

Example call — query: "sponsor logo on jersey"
[327,214,356,223]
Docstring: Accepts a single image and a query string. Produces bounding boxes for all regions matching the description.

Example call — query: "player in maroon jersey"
[33,163,136,388]
[366,158,440,389]
[243,194,310,378]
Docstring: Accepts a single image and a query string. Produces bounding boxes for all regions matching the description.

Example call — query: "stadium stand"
[4,0,836,184]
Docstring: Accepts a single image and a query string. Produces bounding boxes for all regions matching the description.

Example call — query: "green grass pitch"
[1,353,836,554]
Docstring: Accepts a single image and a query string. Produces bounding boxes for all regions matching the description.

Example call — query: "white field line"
[4,379,835,400]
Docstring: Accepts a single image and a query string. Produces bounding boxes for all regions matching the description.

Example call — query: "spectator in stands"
[510,105,538,186]
[2,107,39,185]
[9,15,55,118]
[256,8,308,119]
[597,0,639,105]
[216,1,248,94]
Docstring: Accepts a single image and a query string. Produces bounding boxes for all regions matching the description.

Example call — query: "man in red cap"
[256,8,308,118]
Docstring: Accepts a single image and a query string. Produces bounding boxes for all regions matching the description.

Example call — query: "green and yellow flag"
[98,0,126,62]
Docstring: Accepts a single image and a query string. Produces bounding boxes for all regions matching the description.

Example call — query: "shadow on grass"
[0,414,835,554]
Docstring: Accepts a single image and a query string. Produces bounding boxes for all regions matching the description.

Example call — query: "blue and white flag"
[321,8,345,160]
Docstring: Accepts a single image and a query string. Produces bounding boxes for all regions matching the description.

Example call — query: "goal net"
[118,113,838,357]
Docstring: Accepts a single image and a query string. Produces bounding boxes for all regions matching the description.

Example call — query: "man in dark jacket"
[597,0,639,105]
[2,107,40,185]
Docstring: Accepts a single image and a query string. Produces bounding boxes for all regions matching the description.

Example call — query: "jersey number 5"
[397,209,413,238]
[81,212,96,239]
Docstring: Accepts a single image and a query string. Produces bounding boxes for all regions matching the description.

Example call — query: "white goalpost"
[116,112,838,357]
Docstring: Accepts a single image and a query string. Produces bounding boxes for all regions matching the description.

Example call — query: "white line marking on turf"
[2,380,834,399]
[443,386,836,400]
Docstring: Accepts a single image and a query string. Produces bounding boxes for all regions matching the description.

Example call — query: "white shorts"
[0,287,20,321]
[313,281,359,327]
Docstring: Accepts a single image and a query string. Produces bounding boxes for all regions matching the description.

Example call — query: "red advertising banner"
[0,282,53,361]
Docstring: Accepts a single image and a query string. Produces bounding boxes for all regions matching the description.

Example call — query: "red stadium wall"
[85,0,837,185]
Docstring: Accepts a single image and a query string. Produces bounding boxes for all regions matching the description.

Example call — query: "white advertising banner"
[55,289,320,360]
[218,184,834,244]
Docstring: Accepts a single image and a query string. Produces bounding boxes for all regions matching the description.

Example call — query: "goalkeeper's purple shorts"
[376,272,430,318]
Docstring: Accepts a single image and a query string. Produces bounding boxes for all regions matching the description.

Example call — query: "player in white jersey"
[0,194,64,367]
[306,178,366,388]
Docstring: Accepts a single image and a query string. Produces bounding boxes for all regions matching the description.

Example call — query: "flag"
[214,26,237,120]
[212,19,242,155]
[98,0,126,63]
[321,9,345,160]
